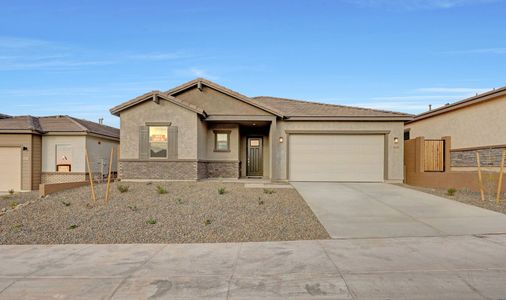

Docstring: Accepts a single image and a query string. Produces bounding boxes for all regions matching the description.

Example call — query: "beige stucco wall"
[271,120,405,182]
[42,135,86,172]
[119,99,198,160]
[197,118,207,159]
[174,86,271,116]
[85,136,119,174]
[0,133,33,190]
[205,124,240,161]
[406,96,506,149]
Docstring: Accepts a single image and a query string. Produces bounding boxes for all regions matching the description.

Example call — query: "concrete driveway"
[292,182,506,239]
[1,235,506,299]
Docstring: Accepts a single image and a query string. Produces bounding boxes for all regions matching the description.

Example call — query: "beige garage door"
[0,147,22,191]
[289,134,384,182]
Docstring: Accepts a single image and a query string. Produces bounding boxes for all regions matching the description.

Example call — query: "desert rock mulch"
[0,181,330,244]
[401,184,506,214]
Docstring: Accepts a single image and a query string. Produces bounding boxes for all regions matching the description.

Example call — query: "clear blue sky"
[1,0,505,127]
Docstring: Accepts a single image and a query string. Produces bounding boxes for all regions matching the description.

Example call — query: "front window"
[214,131,230,152]
[149,126,168,158]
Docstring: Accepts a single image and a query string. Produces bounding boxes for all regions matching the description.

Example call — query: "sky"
[1,0,505,127]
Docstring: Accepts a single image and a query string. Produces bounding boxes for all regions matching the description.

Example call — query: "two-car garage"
[288,134,385,182]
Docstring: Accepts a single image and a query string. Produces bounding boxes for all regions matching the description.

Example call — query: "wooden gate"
[424,140,445,172]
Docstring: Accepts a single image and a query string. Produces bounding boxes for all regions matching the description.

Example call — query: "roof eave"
[285,116,413,121]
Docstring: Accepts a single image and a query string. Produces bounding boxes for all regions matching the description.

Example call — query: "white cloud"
[343,0,503,10]
[442,48,506,55]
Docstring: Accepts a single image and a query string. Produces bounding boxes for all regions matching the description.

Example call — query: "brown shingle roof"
[109,77,412,120]
[251,96,413,119]
[0,115,119,139]
[407,85,506,124]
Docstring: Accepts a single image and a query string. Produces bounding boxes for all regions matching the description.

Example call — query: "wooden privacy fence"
[424,139,445,172]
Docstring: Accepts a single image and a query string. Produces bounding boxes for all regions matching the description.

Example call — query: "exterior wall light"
[279,137,284,143]
[394,137,399,144]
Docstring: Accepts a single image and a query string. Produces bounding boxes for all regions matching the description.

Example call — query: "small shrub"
[128,205,138,211]
[175,198,183,204]
[156,186,167,194]
[218,187,226,195]
[146,218,157,225]
[263,188,276,194]
[68,224,78,230]
[62,201,71,207]
[8,189,14,195]
[204,219,212,226]
[117,185,129,193]
[9,201,18,209]
[146,181,152,185]
[447,188,457,196]
[11,223,22,231]
[258,197,264,205]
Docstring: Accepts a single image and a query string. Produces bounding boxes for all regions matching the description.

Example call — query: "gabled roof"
[0,115,119,139]
[110,90,206,117]
[407,85,506,124]
[0,113,10,119]
[251,96,413,120]
[164,78,285,117]
[109,77,412,121]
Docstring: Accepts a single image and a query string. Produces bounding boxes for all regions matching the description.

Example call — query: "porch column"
[269,118,277,180]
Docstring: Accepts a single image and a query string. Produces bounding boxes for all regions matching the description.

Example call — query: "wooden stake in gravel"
[85,148,97,203]
[476,151,485,202]
[105,147,114,203]
[496,150,506,204]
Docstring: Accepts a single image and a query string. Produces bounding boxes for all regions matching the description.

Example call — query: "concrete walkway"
[1,235,506,299]
[292,182,506,239]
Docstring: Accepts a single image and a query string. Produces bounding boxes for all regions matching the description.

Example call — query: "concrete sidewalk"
[293,182,506,239]
[1,234,506,299]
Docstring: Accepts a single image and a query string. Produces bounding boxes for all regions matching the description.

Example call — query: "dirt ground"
[0,181,329,244]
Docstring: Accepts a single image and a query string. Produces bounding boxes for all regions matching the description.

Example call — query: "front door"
[247,137,263,177]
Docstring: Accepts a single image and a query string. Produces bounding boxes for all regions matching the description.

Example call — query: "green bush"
[117,185,129,193]
[218,187,226,195]
[204,219,212,226]
[9,201,18,209]
[156,186,167,194]
[68,224,78,230]
[263,188,276,194]
[146,218,157,224]
[447,188,457,196]
[128,205,138,211]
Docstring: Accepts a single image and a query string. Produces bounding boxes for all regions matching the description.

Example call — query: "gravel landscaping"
[0,191,39,212]
[0,181,329,244]
[402,184,506,214]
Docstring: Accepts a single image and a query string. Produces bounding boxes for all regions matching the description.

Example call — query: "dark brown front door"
[247,137,263,176]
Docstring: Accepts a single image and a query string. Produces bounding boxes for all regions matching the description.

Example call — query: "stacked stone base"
[41,172,87,184]
[120,160,239,180]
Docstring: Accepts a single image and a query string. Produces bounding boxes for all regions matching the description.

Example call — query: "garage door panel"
[0,147,22,191]
[289,135,384,182]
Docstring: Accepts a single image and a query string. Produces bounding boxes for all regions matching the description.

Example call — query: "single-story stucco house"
[0,115,119,192]
[110,78,412,182]
[405,86,506,172]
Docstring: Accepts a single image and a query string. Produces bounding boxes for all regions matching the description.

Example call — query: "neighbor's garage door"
[289,134,384,182]
[0,147,21,191]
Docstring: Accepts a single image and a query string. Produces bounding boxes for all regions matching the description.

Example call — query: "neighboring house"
[0,113,11,119]
[0,115,119,192]
[404,86,506,191]
[110,78,412,182]
[405,86,506,172]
